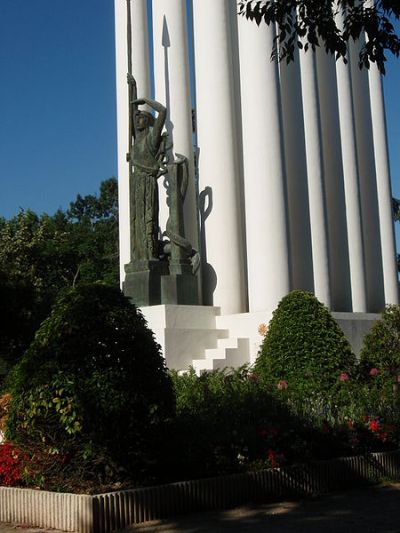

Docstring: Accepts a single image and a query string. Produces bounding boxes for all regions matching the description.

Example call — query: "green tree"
[238,0,400,74]
[5,284,174,489]
[0,178,119,374]
[255,290,356,394]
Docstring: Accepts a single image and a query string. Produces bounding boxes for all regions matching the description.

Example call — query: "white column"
[192,0,247,314]
[316,49,352,311]
[299,49,331,307]
[114,0,151,284]
[335,10,368,312]
[152,0,198,252]
[279,50,314,294]
[350,40,385,311]
[369,65,399,304]
[238,17,291,312]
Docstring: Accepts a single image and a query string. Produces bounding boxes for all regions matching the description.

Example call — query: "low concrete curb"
[1,450,400,533]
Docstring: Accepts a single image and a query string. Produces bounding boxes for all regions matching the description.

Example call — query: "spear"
[126,0,138,164]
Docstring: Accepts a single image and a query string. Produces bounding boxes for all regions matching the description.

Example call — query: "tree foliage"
[5,284,174,489]
[0,178,119,374]
[238,0,400,74]
[255,290,356,393]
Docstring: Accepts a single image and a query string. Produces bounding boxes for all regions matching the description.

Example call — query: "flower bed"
[1,450,400,533]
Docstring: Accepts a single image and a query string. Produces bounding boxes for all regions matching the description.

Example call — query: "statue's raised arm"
[132,98,166,153]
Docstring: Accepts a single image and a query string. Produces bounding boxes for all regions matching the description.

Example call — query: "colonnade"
[115,0,398,315]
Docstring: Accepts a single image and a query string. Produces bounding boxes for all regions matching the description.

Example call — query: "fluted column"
[192,0,247,314]
[316,49,352,311]
[335,9,367,312]
[152,0,198,253]
[114,0,151,283]
[369,64,399,304]
[238,17,290,312]
[279,49,313,294]
[349,39,385,311]
[299,49,331,307]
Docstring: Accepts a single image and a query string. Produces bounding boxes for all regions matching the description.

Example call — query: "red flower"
[368,419,380,433]
[339,372,349,382]
[369,368,379,377]
[0,444,23,486]
[267,449,280,468]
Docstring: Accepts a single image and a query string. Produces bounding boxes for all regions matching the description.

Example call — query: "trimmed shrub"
[5,283,174,490]
[255,290,356,394]
[360,305,400,396]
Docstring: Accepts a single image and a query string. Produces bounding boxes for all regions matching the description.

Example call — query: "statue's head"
[135,110,154,130]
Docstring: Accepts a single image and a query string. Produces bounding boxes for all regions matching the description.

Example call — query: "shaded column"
[114,0,151,283]
[279,49,314,294]
[335,9,367,312]
[152,0,198,253]
[299,49,332,307]
[369,64,399,304]
[192,0,247,314]
[350,39,385,311]
[238,16,291,312]
[316,49,352,311]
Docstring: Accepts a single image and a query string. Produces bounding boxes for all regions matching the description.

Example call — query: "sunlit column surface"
[152,0,198,252]
[299,49,332,307]
[114,0,151,283]
[192,0,247,314]
[238,16,291,312]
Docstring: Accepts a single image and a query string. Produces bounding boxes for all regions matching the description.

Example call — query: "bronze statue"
[127,76,167,264]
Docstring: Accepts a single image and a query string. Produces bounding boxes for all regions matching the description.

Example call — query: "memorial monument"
[114,0,399,372]
[122,2,198,307]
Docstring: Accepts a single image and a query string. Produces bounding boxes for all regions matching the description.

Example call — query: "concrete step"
[192,337,250,374]
[165,328,229,370]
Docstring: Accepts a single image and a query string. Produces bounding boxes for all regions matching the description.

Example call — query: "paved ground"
[129,483,400,533]
[1,483,400,532]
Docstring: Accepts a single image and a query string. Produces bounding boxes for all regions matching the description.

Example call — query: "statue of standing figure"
[127,74,167,264]
[124,75,198,306]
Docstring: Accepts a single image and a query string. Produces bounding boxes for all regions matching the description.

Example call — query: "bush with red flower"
[360,305,400,397]
[0,443,23,486]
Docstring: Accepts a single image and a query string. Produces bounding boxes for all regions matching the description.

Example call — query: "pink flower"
[277,380,288,390]
[369,368,379,377]
[339,372,349,382]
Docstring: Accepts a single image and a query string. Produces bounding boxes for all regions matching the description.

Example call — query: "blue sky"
[0,0,399,225]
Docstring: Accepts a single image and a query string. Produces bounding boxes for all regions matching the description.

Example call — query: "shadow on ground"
[129,483,400,533]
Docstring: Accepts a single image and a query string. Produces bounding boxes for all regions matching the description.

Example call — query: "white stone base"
[141,305,380,373]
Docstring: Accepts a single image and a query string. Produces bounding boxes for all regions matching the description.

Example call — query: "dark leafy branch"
[238,0,400,74]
